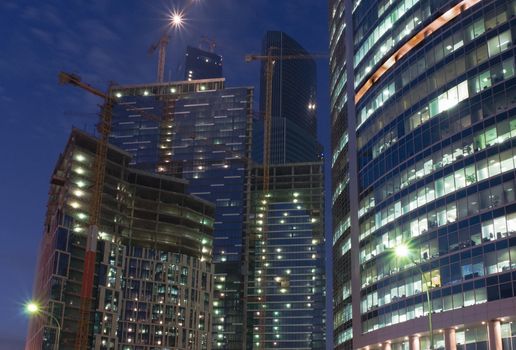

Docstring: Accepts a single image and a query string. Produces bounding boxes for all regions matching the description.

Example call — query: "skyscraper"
[246,162,326,349]
[109,79,254,349]
[184,46,223,81]
[330,0,516,348]
[244,31,326,349]
[26,129,215,350]
[256,31,321,164]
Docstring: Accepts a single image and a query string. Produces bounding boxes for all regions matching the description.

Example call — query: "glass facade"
[109,80,253,350]
[26,129,215,350]
[330,0,516,348]
[257,31,322,165]
[184,46,223,81]
[246,163,326,349]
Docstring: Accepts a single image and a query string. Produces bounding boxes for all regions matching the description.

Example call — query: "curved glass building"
[330,0,516,348]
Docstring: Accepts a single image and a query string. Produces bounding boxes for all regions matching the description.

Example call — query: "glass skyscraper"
[246,163,326,349]
[330,0,516,348]
[256,31,322,164]
[109,79,253,349]
[243,31,326,349]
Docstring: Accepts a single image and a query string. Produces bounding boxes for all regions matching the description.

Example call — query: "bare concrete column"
[488,319,503,350]
[382,341,392,350]
[444,328,457,350]
[409,335,420,350]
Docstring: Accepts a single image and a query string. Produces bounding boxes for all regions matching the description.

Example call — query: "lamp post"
[394,245,434,350]
[26,302,61,350]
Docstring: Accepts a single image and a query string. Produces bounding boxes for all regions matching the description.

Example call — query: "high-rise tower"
[246,163,326,349]
[246,31,326,349]
[255,31,322,164]
[330,0,516,348]
[109,79,254,350]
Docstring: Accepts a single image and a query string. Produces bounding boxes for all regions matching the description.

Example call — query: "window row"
[332,132,349,167]
[358,42,514,135]
[333,216,351,245]
[361,210,516,267]
[357,18,514,147]
[362,235,516,312]
[360,88,516,191]
[361,169,516,255]
[354,0,422,63]
[408,52,513,133]
[334,303,352,329]
[355,3,429,88]
[363,114,516,208]
[362,272,516,333]
[360,145,516,240]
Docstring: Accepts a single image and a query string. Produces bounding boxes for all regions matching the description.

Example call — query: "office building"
[26,129,215,350]
[185,46,223,81]
[246,162,326,349]
[330,0,516,348]
[257,31,322,164]
[109,79,253,349]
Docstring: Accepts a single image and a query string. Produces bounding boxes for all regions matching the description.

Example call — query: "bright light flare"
[395,244,410,258]
[170,11,185,29]
[26,302,40,314]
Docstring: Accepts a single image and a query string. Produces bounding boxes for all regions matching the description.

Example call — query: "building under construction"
[26,129,215,350]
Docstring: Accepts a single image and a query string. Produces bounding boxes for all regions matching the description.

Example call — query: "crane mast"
[58,73,161,350]
[58,72,112,350]
[149,33,170,83]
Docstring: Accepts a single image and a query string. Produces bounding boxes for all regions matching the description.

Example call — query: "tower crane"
[244,49,326,350]
[58,72,160,350]
[148,3,196,83]
[244,49,326,203]
[59,72,113,350]
[149,32,171,83]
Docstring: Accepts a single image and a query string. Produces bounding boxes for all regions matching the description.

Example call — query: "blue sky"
[0,1,330,348]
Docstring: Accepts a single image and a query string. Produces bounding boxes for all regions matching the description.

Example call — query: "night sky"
[0,1,330,348]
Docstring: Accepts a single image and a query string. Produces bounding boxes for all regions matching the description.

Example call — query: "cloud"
[78,19,121,42]
[0,86,13,104]
[55,30,83,56]
[21,4,65,28]
[30,27,54,45]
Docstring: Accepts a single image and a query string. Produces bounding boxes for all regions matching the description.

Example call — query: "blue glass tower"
[246,31,326,349]
[256,31,322,164]
[109,79,253,349]
[246,163,326,349]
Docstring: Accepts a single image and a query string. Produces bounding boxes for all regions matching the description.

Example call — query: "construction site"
[23,4,326,350]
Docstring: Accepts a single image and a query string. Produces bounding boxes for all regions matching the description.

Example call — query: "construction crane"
[149,3,199,83]
[244,48,326,350]
[244,49,326,203]
[59,73,161,350]
[59,72,113,350]
[149,32,171,83]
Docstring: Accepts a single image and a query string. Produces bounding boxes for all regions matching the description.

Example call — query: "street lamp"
[394,244,434,350]
[25,301,61,350]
